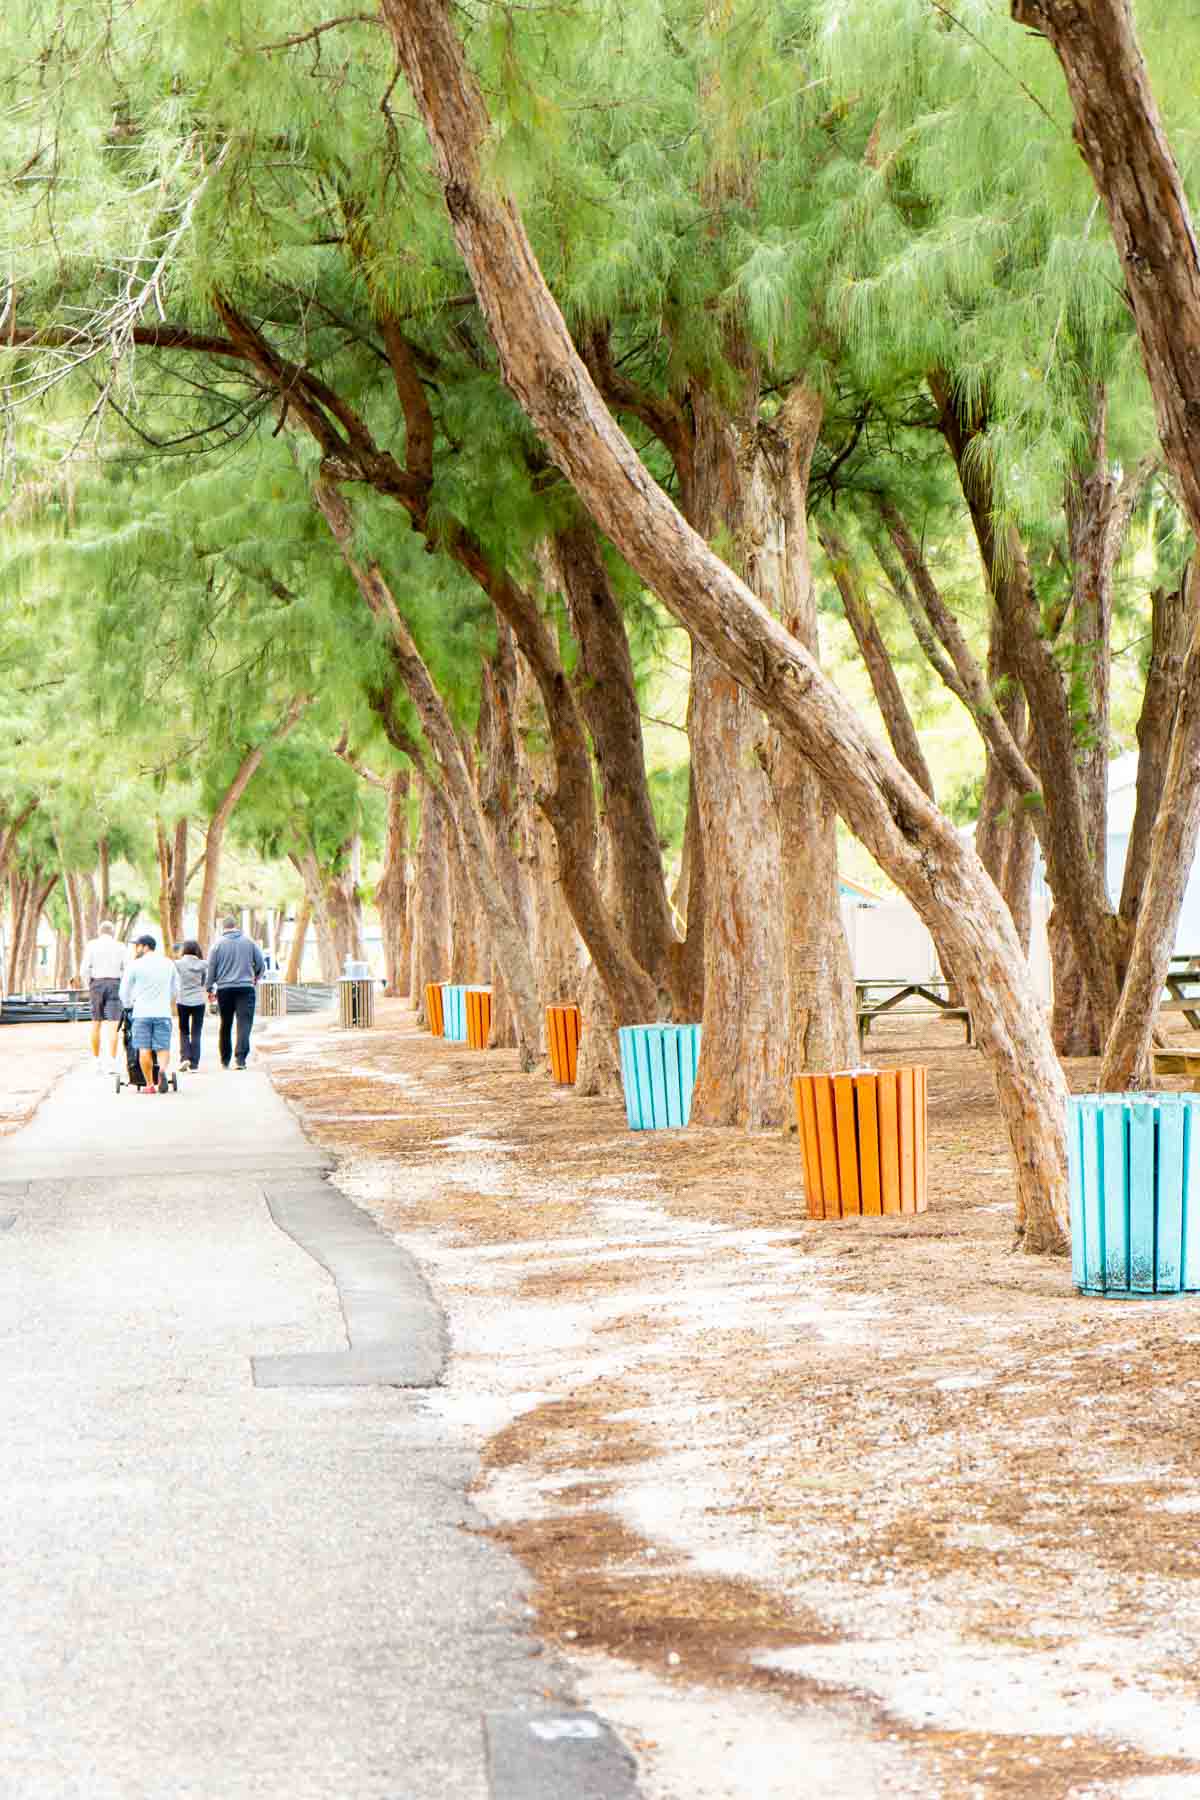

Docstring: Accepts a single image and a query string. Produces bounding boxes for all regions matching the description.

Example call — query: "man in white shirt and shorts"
[79,920,127,1075]
[119,934,180,1096]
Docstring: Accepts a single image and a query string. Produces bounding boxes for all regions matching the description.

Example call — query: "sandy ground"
[8,1004,1200,1797]
[0,1020,91,1137]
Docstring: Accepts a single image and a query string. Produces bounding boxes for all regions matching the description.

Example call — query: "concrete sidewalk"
[0,1055,634,1798]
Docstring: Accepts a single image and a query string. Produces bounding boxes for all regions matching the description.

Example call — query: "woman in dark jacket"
[175,940,208,1071]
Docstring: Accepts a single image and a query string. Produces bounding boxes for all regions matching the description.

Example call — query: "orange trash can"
[465,986,493,1050]
[546,1004,582,1085]
[793,1068,927,1219]
[424,981,445,1037]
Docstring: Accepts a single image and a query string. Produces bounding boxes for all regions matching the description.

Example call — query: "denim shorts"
[131,1016,172,1051]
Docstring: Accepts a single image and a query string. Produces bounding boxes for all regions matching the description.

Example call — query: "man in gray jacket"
[205,916,266,1070]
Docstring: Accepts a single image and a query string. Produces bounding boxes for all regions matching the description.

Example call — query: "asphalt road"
[0,1050,637,1799]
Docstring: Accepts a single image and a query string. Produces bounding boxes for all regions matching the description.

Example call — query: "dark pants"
[177,1003,206,1067]
[217,986,256,1067]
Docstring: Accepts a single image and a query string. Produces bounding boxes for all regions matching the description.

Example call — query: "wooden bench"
[855,980,975,1048]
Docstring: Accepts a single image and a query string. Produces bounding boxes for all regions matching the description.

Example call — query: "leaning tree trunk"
[380,0,1073,1249]
[377,769,411,994]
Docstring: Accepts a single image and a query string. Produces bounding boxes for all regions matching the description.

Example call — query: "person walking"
[174,939,208,1071]
[79,920,128,1075]
[206,915,265,1070]
[118,934,180,1095]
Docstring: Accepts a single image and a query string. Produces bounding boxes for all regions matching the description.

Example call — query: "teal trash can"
[618,1024,702,1130]
[442,984,468,1043]
[1068,1093,1200,1297]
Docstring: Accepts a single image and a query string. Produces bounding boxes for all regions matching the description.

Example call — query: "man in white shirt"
[79,920,128,1075]
[118,934,180,1096]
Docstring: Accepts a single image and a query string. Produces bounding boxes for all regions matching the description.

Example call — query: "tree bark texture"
[678,378,789,1129]
[380,0,1072,1249]
[377,769,411,993]
[753,387,857,1084]
[1119,571,1192,933]
[666,750,706,1021]
[411,776,453,1022]
[551,519,678,1007]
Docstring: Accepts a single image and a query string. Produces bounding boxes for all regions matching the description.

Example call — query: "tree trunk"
[54,927,71,988]
[551,519,677,1007]
[63,870,85,980]
[381,0,1072,1248]
[377,769,411,993]
[79,871,99,944]
[156,818,190,951]
[288,849,340,982]
[477,627,534,1047]
[7,872,30,992]
[665,752,706,1021]
[411,776,453,1021]
[678,379,790,1127]
[820,523,936,799]
[756,389,857,1084]
[448,815,489,982]
[197,699,309,950]
[97,835,110,916]
[1119,572,1192,935]
[0,800,37,896]
[284,898,311,984]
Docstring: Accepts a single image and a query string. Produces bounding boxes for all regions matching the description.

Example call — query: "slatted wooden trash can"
[339,976,375,1029]
[618,1024,702,1129]
[465,986,493,1049]
[547,1004,582,1085]
[424,981,445,1036]
[1068,1093,1200,1296]
[442,984,468,1043]
[793,1068,927,1219]
[258,976,286,1019]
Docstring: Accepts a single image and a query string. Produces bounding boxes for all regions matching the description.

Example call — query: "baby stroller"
[115,1008,179,1095]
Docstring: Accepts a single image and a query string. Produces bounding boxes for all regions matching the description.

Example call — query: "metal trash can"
[1069,1093,1200,1296]
[259,976,286,1019]
[339,977,375,1029]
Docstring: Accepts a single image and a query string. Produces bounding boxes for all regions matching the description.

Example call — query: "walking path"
[0,1046,639,1798]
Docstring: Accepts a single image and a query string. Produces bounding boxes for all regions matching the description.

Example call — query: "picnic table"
[855,979,974,1047]
[1161,955,1200,1031]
